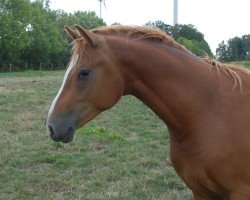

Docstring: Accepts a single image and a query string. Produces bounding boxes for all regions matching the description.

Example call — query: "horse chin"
[62,127,75,143]
[77,110,101,129]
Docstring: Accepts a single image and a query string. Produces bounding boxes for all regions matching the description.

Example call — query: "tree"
[171,24,204,42]
[0,0,106,70]
[146,20,172,35]
[216,35,250,62]
[146,21,213,57]
[216,41,230,62]
[242,35,250,60]
[44,0,50,10]
[228,37,244,61]
[0,0,31,67]
[20,1,64,68]
[69,11,106,29]
[177,37,212,57]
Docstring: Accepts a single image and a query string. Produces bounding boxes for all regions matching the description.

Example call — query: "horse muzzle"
[47,118,76,143]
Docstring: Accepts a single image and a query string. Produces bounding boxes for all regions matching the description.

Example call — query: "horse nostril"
[48,124,60,141]
[48,124,54,135]
[68,127,74,134]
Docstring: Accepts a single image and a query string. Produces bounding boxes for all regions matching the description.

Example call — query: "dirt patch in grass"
[0,86,33,94]
[0,86,7,93]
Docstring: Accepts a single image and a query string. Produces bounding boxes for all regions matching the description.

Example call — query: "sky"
[50,0,250,53]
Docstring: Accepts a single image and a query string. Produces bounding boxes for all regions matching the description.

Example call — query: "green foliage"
[0,0,31,66]
[216,41,230,62]
[216,35,250,62]
[0,0,106,70]
[82,127,125,141]
[146,20,172,35]
[21,1,66,68]
[146,21,213,57]
[172,24,204,42]
[72,11,106,30]
[177,37,211,57]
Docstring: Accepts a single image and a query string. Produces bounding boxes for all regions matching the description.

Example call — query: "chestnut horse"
[46,25,250,199]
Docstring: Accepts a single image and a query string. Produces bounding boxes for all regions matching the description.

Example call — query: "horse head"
[46,25,124,143]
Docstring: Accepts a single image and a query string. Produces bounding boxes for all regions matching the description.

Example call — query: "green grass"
[240,61,250,68]
[232,60,250,68]
[0,71,192,200]
[0,70,65,78]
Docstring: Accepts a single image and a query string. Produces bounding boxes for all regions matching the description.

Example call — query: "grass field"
[0,71,192,199]
[240,61,250,68]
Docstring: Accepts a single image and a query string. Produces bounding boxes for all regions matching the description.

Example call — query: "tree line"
[216,35,250,62]
[0,0,249,71]
[0,0,106,71]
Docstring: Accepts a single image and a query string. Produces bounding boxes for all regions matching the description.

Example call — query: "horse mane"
[202,56,250,91]
[72,25,250,91]
[71,25,194,64]
[92,25,193,55]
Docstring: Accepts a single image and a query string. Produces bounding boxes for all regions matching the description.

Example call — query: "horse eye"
[78,70,91,80]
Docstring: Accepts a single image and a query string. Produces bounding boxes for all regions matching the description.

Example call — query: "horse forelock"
[71,39,86,59]
[70,39,91,69]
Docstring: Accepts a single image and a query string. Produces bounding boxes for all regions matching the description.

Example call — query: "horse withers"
[46,25,250,199]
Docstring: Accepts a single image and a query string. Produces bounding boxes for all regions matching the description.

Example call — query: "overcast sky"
[50,0,250,53]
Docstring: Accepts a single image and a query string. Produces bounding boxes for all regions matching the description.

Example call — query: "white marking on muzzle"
[48,55,79,118]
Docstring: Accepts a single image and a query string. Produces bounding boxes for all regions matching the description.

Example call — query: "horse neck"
[108,37,218,138]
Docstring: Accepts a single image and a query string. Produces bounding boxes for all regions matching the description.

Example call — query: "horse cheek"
[96,78,124,110]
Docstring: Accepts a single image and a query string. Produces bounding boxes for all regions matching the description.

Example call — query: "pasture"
[0,71,192,199]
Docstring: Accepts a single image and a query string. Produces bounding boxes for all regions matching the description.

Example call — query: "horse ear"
[75,25,101,47]
[64,25,79,40]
